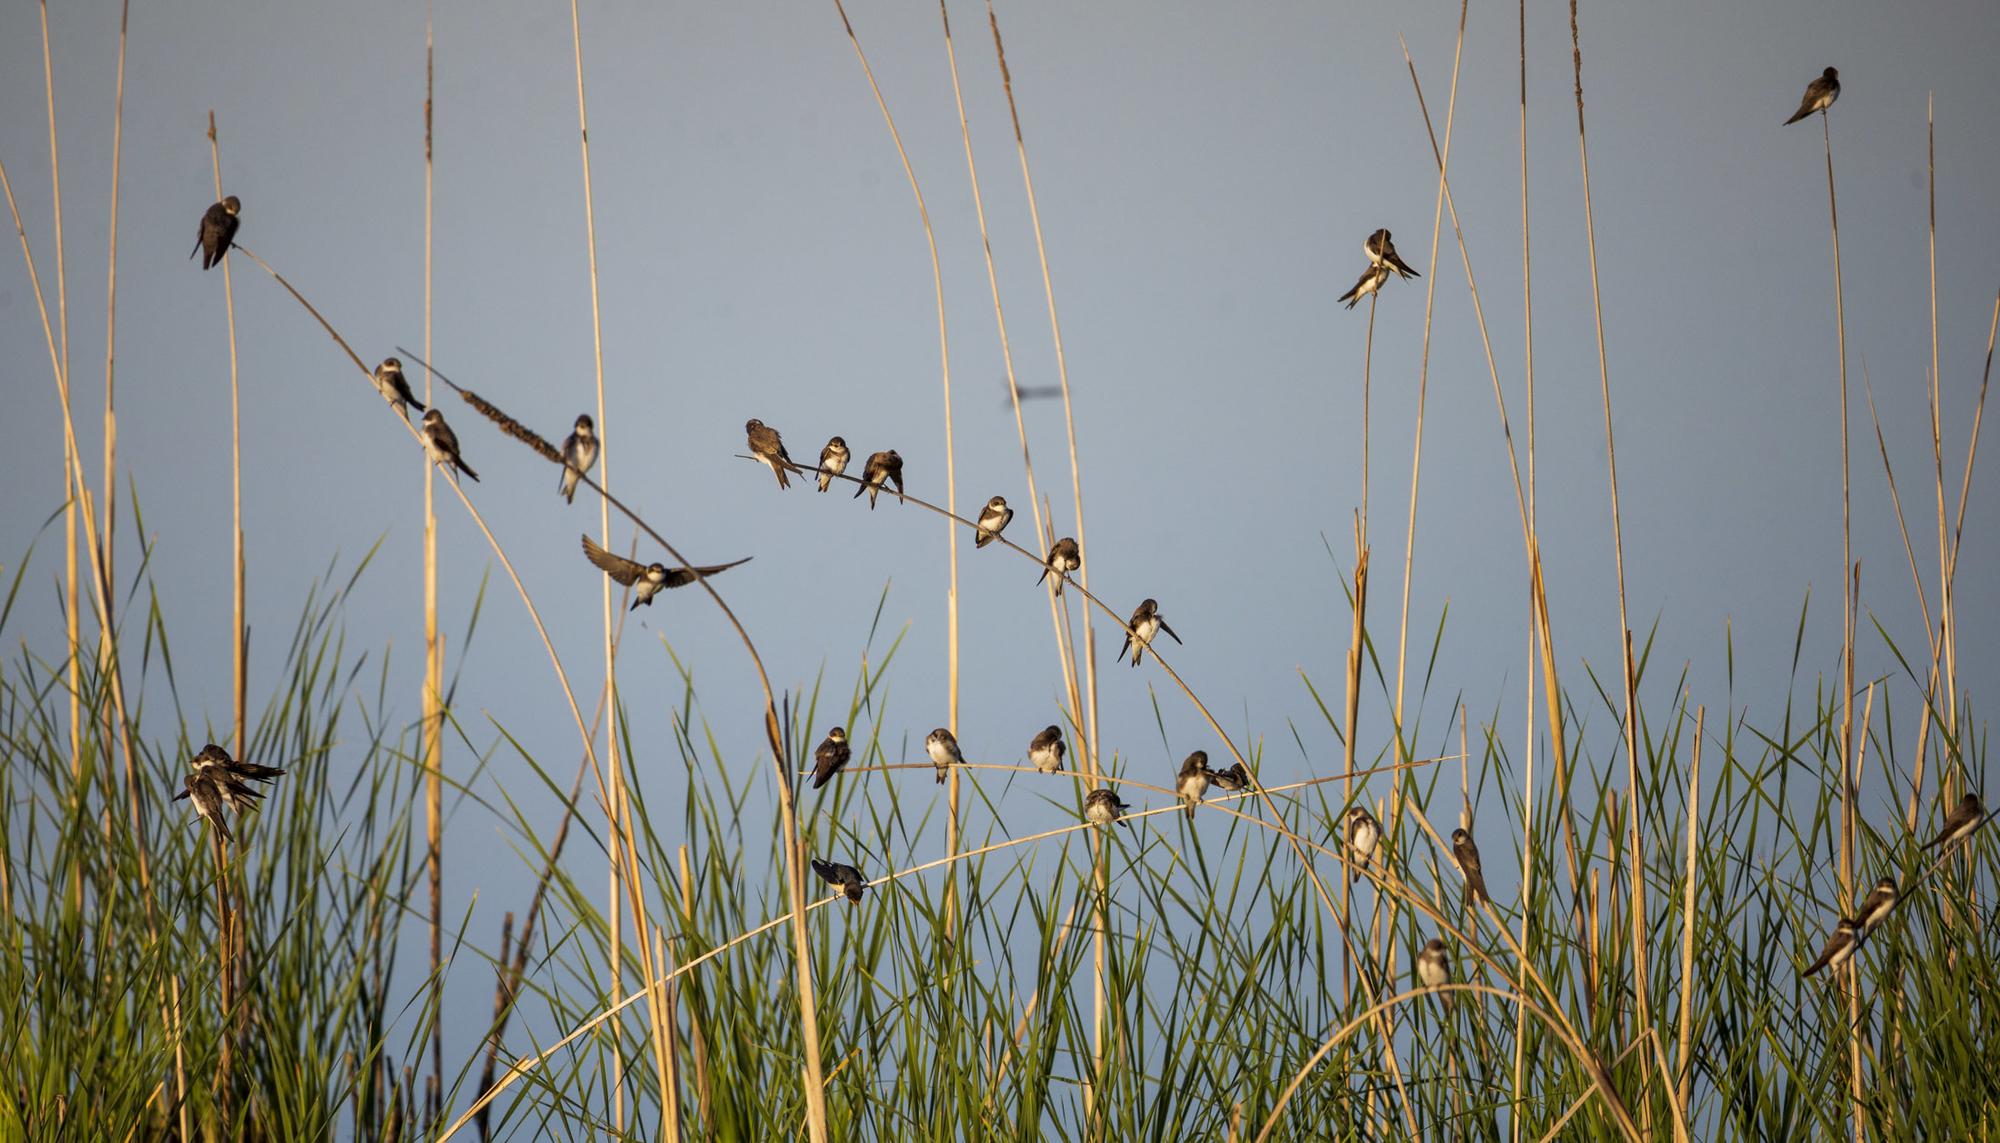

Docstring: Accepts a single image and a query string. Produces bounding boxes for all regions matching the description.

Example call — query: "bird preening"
[192,196,241,270]
[173,743,286,842]
[1783,66,1840,125]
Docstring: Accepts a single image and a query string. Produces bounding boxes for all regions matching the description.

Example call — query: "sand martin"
[817,436,849,493]
[1176,751,1211,820]
[745,419,795,489]
[811,858,869,905]
[1801,917,1862,977]
[172,743,286,840]
[1345,806,1380,880]
[974,496,1014,549]
[1784,67,1841,125]
[1029,724,1066,774]
[420,409,479,482]
[855,450,905,509]
[1205,760,1250,792]
[580,534,751,609]
[371,357,426,422]
[1922,793,1986,850]
[1338,262,1392,310]
[1451,828,1489,907]
[926,727,963,785]
[1038,537,1081,595]
[1364,229,1421,280]
[559,415,598,504]
[1853,877,1898,935]
[1084,787,1130,827]
[1416,937,1450,988]
[811,727,852,790]
[191,196,240,270]
[1117,598,1182,668]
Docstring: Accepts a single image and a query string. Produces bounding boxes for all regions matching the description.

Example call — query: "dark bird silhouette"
[191,196,241,270]
[580,534,751,609]
[1784,67,1841,125]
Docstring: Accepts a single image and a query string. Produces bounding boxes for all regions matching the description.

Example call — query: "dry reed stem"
[98,0,130,802]
[1926,98,1951,739]
[418,17,445,1124]
[37,1,81,795]
[1674,706,1703,1123]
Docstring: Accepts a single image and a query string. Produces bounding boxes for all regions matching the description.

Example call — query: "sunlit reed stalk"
[1926,98,1952,737]
[419,14,445,1127]
[98,0,128,795]
[36,1,81,797]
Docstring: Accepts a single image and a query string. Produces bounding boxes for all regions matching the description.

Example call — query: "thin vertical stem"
[420,9,444,1127]
[41,0,80,802]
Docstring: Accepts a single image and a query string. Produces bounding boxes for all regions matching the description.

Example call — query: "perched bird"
[579,534,751,609]
[1853,877,1899,935]
[1345,806,1380,880]
[559,415,598,504]
[1176,750,1211,820]
[1364,229,1421,280]
[1038,537,1082,595]
[817,436,849,493]
[811,727,852,790]
[1451,828,1489,907]
[371,357,426,422]
[176,769,232,841]
[811,858,869,905]
[745,419,795,489]
[1783,66,1841,126]
[191,196,241,270]
[1338,262,1392,310]
[172,743,286,840]
[1416,937,1450,989]
[926,727,963,786]
[1028,724,1066,774]
[1205,760,1250,792]
[420,409,480,482]
[1801,917,1862,977]
[1084,787,1130,827]
[974,496,1014,549]
[1117,598,1182,668]
[854,450,905,509]
[1922,793,1986,850]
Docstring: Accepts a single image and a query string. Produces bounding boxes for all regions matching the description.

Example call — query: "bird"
[1784,67,1841,126]
[559,415,598,504]
[191,196,241,270]
[811,858,869,905]
[1084,787,1130,827]
[1345,806,1380,880]
[1416,937,1450,989]
[1117,598,1182,668]
[1038,537,1081,595]
[810,727,852,790]
[172,743,286,840]
[579,534,751,609]
[1921,793,1986,850]
[420,409,479,482]
[1176,751,1211,820]
[854,450,905,508]
[745,419,794,489]
[1338,262,1392,310]
[817,436,849,493]
[1801,917,1862,977]
[1451,828,1489,907]
[371,357,426,422]
[1028,725,1066,774]
[1364,229,1421,279]
[1205,761,1250,792]
[1853,877,1898,935]
[926,727,963,785]
[974,496,1013,548]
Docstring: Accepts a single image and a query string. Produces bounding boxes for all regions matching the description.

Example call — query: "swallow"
[1084,787,1130,827]
[817,436,849,493]
[580,534,751,609]
[974,496,1014,549]
[1338,262,1392,310]
[745,419,795,489]
[371,357,426,422]
[172,743,286,839]
[1345,806,1380,880]
[1853,877,1898,935]
[560,415,598,504]
[175,769,232,841]
[1784,67,1841,126]
[1205,761,1250,792]
[855,450,905,509]
[1029,724,1066,774]
[1364,229,1421,280]
[1801,917,1862,977]
[811,727,851,790]
[1416,937,1450,988]
[811,858,869,905]
[1922,793,1986,850]
[926,727,963,785]
[1116,598,1182,668]
[191,196,241,270]
[1038,537,1081,595]
[1176,751,1211,820]
[1002,380,1064,405]
[420,409,479,482]
[1451,828,1489,907]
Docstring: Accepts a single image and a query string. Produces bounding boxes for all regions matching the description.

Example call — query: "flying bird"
[1205,761,1250,792]
[191,196,241,270]
[1176,751,1211,820]
[855,450,905,509]
[1784,67,1841,125]
[560,415,598,504]
[1364,229,1421,279]
[1117,598,1182,668]
[1038,537,1081,595]
[1853,877,1898,935]
[1801,917,1862,977]
[580,534,751,609]
[1338,262,1392,310]
[1416,937,1450,989]
[372,357,426,422]
[974,496,1014,548]
[1345,806,1380,881]
[811,858,869,905]
[1084,787,1130,828]
[926,727,963,785]
[1451,828,1489,907]
[420,410,480,482]
[817,436,849,493]
[745,419,795,490]
[1028,725,1066,774]
[811,727,852,790]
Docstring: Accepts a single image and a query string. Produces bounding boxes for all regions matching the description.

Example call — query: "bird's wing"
[580,534,648,586]
[658,555,754,589]
[1158,620,1183,645]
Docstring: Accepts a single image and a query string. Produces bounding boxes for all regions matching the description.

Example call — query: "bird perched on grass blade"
[1205,760,1250,792]
[1416,937,1450,988]
[811,858,869,905]
[173,743,286,839]
[191,196,241,270]
[745,419,795,489]
[1451,828,1489,907]
[1784,67,1840,125]
[1344,806,1380,881]
[1117,598,1182,668]
[1801,917,1861,977]
[1084,788,1130,827]
[1338,262,1392,310]
[855,450,905,508]
[560,415,598,504]
[421,410,479,482]
[1853,877,1898,935]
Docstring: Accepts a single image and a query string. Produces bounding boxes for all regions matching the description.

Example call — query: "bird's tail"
[460,461,481,482]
